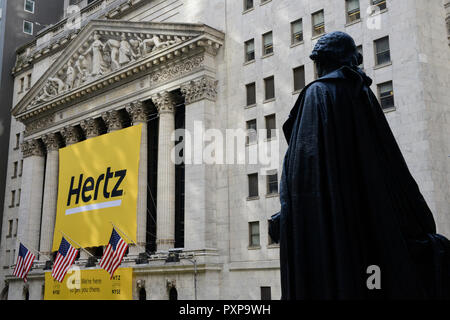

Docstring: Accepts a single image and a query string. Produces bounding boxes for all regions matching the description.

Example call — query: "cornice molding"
[181,75,218,105]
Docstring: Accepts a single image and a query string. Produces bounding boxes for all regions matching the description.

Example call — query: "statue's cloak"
[278,66,450,299]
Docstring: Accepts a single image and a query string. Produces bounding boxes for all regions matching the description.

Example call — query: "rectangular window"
[7,220,13,237]
[12,161,18,179]
[264,76,275,101]
[267,172,278,195]
[372,0,387,11]
[23,20,33,35]
[262,31,273,56]
[291,19,303,44]
[261,286,272,300]
[19,160,23,177]
[356,45,364,69]
[17,189,21,207]
[14,219,18,237]
[26,74,32,89]
[312,10,325,37]
[14,133,20,150]
[246,119,257,145]
[374,36,391,65]
[293,66,306,92]
[244,0,253,11]
[24,0,35,13]
[265,114,276,140]
[245,39,255,62]
[268,220,275,245]
[10,190,16,208]
[249,221,260,247]
[248,173,259,198]
[378,81,395,110]
[5,250,11,267]
[346,0,361,23]
[246,82,256,106]
[19,78,25,93]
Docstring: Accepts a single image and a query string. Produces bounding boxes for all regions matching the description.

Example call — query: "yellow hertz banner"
[52,124,142,251]
[44,268,133,300]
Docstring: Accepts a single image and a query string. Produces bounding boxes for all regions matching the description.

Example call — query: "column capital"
[42,132,63,152]
[102,110,125,132]
[126,101,149,124]
[21,139,45,158]
[80,118,101,139]
[180,76,218,105]
[61,126,82,146]
[151,91,176,114]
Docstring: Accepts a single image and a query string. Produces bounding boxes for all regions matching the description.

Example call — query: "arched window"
[139,288,146,301]
[169,287,178,301]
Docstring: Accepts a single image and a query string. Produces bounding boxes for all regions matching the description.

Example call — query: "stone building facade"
[0,0,449,300]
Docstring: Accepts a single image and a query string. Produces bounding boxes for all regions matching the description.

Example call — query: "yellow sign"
[52,125,142,251]
[44,268,133,300]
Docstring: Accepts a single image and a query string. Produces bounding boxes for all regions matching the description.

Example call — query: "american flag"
[100,228,128,278]
[13,243,36,282]
[52,237,78,282]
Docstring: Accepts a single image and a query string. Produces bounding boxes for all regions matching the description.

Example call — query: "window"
[24,0,35,13]
[356,45,364,69]
[264,76,275,101]
[14,219,18,236]
[246,82,256,106]
[378,81,395,110]
[293,66,306,92]
[346,0,360,23]
[291,19,303,44]
[14,133,20,150]
[372,0,387,11]
[265,114,276,140]
[23,20,33,35]
[17,189,21,207]
[262,31,273,56]
[10,190,16,208]
[244,0,253,11]
[5,250,10,267]
[248,173,259,198]
[12,161,18,179]
[374,36,391,65]
[261,287,272,300]
[26,74,32,90]
[312,10,325,37]
[267,172,278,195]
[268,220,275,245]
[7,220,13,237]
[19,160,23,177]
[249,221,260,247]
[246,119,257,145]
[244,39,255,62]
[19,78,25,93]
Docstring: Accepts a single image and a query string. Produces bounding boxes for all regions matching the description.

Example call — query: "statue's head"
[310,31,362,77]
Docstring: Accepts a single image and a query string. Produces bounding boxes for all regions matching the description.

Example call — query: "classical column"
[80,118,102,139]
[17,139,46,256]
[126,102,149,254]
[61,125,82,146]
[152,91,176,251]
[39,133,63,257]
[181,76,218,250]
[102,110,125,133]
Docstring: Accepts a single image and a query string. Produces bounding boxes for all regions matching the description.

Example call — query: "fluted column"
[126,102,149,254]
[17,139,45,257]
[102,110,125,133]
[39,133,63,257]
[152,91,176,251]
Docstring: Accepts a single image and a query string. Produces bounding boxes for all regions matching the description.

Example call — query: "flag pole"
[59,230,94,257]
[17,238,52,260]
[109,221,150,257]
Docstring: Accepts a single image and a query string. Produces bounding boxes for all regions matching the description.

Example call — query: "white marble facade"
[1,0,449,300]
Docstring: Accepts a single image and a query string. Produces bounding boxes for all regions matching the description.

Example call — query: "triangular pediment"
[13,19,224,120]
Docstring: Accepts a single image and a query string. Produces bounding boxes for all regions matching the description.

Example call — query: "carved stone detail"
[152,91,176,114]
[181,76,218,104]
[61,126,82,145]
[24,114,55,137]
[102,110,125,132]
[21,139,45,158]
[80,118,102,138]
[126,101,149,124]
[150,55,204,85]
[42,133,62,152]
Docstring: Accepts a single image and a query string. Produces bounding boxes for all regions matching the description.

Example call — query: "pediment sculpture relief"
[30,31,185,107]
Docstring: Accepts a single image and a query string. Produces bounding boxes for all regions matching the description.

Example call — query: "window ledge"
[292,89,303,95]
[243,59,255,66]
[373,61,392,70]
[260,0,272,6]
[370,8,388,17]
[262,52,274,59]
[244,103,257,109]
[264,137,277,143]
[246,141,258,147]
[290,41,304,48]
[383,106,396,113]
[268,244,280,249]
[266,193,279,198]
[263,98,276,104]
[312,33,325,40]
[247,196,260,201]
[345,19,362,27]
[248,246,261,250]
[242,7,254,14]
